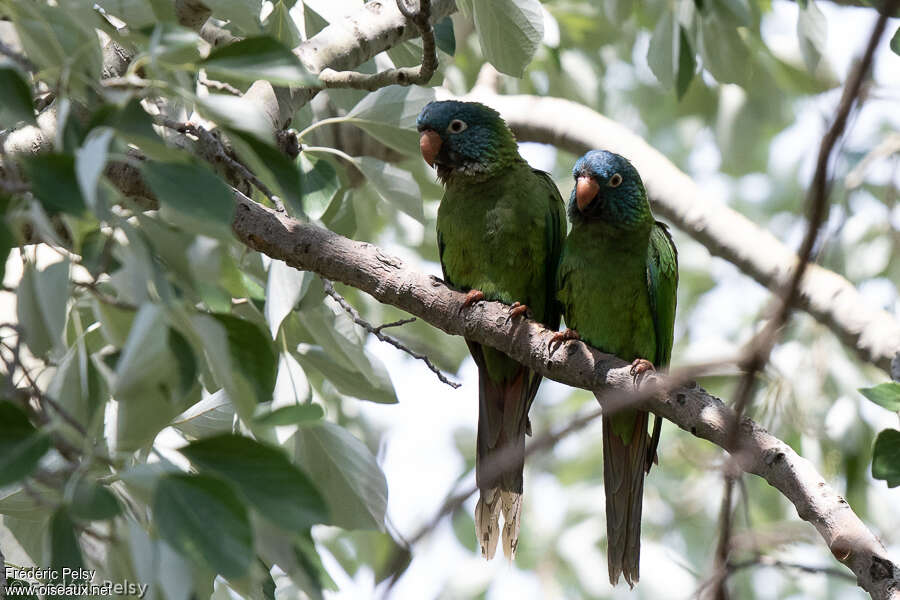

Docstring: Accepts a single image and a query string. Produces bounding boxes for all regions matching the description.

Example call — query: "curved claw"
[548,328,580,355]
[630,358,655,388]
[506,302,530,323]
[458,289,485,314]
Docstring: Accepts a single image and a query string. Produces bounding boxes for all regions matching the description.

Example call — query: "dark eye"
[609,173,623,187]
[448,119,467,133]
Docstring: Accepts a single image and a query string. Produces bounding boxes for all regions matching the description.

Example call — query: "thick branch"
[466,93,900,374]
[230,194,899,600]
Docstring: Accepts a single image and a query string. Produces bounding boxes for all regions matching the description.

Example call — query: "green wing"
[533,168,566,331]
[646,221,678,369]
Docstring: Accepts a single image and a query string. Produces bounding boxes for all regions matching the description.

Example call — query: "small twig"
[0,40,36,73]
[373,317,417,334]
[728,555,857,582]
[316,0,437,91]
[199,72,242,96]
[321,278,460,389]
[74,281,137,310]
[157,117,286,212]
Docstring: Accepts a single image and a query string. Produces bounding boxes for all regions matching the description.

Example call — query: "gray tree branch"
[230,192,900,600]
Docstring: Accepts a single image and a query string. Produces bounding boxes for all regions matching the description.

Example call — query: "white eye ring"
[609,173,623,187]
[448,119,467,133]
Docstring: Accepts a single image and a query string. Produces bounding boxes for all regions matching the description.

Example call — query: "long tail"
[603,410,651,587]
[474,367,531,560]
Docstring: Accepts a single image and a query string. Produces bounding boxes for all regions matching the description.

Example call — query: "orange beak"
[575,176,599,212]
[419,130,442,167]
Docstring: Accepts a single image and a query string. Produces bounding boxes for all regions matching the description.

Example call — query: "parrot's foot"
[548,328,580,355]
[459,289,485,313]
[505,301,530,322]
[630,358,655,388]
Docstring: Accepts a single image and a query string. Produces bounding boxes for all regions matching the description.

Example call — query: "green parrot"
[554,150,678,587]
[416,100,566,559]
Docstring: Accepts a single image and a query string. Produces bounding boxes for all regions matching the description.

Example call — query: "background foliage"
[0,0,899,598]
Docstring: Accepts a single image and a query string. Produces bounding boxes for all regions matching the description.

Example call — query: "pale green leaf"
[471,0,543,77]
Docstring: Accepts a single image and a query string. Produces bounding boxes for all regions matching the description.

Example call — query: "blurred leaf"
[452,506,478,553]
[205,0,263,34]
[265,260,312,337]
[343,86,435,155]
[70,479,121,521]
[94,98,172,161]
[269,352,313,443]
[0,402,51,487]
[698,14,751,85]
[180,434,329,531]
[22,154,86,216]
[648,11,676,89]
[114,303,171,398]
[299,153,340,220]
[50,507,84,578]
[797,0,826,73]
[859,383,900,411]
[17,260,69,358]
[141,160,236,238]
[154,474,254,578]
[147,23,204,66]
[0,63,35,127]
[471,0,544,77]
[253,403,323,426]
[354,156,424,223]
[204,37,317,86]
[173,390,236,439]
[195,94,273,141]
[890,25,900,56]
[96,0,161,29]
[214,314,278,405]
[434,17,456,55]
[75,128,113,212]
[302,3,329,39]
[228,129,304,214]
[46,343,106,428]
[264,0,301,48]
[676,27,696,99]
[872,428,900,487]
[293,421,388,530]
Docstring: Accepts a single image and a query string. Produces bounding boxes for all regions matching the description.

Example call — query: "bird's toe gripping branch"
[629,358,655,388]
[548,328,581,354]
[459,289,486,313]
[506,301,530,322]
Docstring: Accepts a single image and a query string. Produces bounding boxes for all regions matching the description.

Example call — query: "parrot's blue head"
[569,150,650,228]
[416,100,518,183]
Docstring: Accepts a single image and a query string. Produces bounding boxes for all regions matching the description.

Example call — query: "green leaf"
[860,383,900,412]
[797,0,826,73]
[253,403,323,426]
[180,434,329,531]
[343,85,435,155]
[70,479,121,521]
[872,428,900,487]
[75,129,114,212]
[264,0,301,48]
[0,401,51,487]
[471,0,544,77]
[95,0,161,29]
[354,156,424,223]
[295,344,397,404]
[94,97,172,161]
[203,37,316,87]
[141,160,236,238]
[228,129,304,213]
[46,343,106,429]
[698,14,751,85]
[264,260,312,337]
[647,11,676,89]
[0,63,35,127]
[433,17,456,56]
[22,154,86,216]
[292,421,388,530]
[172,390,236,439]
[889,25,899,57]
[195,94,273,141]
[50,507,85,578]
[676,26,696,99]
[146,23,204,66]
[205,0,264,34]
[154,474,254,578]
[113,303,171,399]
[299,153,340,220]
[214,314,278,405]
[17,260,69,358]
